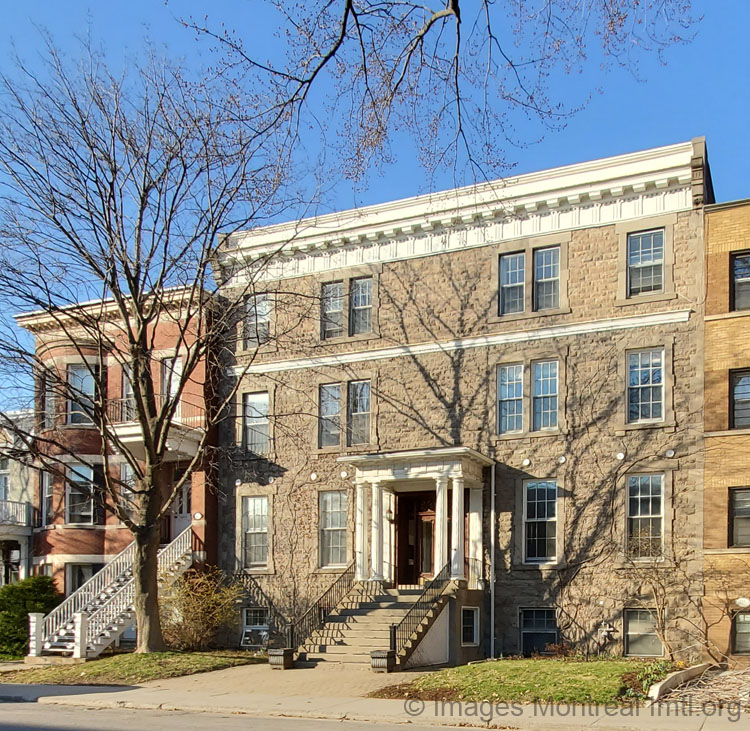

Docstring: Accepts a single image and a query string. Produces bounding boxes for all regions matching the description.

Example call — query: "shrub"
[622,659,676,699]
[160,566,243,651]
[0,576,63,656]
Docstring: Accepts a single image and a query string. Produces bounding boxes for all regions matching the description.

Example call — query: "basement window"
[461,607,479,646]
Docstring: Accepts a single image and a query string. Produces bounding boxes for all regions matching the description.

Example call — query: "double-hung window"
[498,364,523,434]
[461,607,480,646]
[318,384,342,448]
[0,459,7,501]
[732,253,750,311]
[243,496,269,568]
[347,381,370,445]
[533,247,560,311]
[350,277,373,335]
[532,361,558,431]
[245,293,271,347]
[520,608,557,655]
[524,480,557,563]
[731,370,750,429]
[627,475,664,559]
[627,230,664,297]
[730,488,750,547]
[318,380,371,448]
[627,349,664,423]
[67,364,96,425]
[319,490,347,567]
[41,472,53,525]
[733,613,750,654]
[66,464,96,525]
[43,377,56,430]
[321,282,344,339]
[624,609,663,657]
[243,392,270,456]
[499,253,525,315]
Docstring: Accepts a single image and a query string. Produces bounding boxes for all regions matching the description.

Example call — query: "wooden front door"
[395,491,437,586]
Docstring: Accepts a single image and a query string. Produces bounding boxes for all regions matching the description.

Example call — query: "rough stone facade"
[218,141,710,661]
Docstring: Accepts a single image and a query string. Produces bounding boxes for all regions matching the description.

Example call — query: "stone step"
[301,652,371,664]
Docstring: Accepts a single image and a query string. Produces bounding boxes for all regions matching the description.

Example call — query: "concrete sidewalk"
[1,662,748,730]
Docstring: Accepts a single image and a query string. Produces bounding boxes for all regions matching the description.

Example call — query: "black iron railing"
[390,561,452,654]
[286,561,355,650]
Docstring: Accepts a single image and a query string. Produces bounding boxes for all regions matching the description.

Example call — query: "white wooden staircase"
[30,527,193,659]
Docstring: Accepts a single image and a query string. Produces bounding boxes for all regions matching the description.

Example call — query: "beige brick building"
[703,199,750,663]
[217,139,713,664]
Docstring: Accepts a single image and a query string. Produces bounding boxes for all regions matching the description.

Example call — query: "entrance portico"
[338,447,493,588]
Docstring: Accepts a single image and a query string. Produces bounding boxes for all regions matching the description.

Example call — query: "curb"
[647,662,714,702]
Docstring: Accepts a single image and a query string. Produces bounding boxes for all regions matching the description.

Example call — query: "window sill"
[515,560,565,571]
[314,444,373,456]
[241,567,275,576]
[63,523,100,529]
[315,566,347,574]
[705,548,750,555]
[488,308,571,325]
[615,292,677,307]
[615,421,675,435]
[318,332,379,346]
[461,642,480,648]
[491,429,562,442]
[705,310,750,322]
[705,428,750,438]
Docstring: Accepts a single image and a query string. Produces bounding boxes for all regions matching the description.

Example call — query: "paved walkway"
[1,662,748,729]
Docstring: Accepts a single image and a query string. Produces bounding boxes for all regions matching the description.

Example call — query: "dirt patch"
[369,681,463,701]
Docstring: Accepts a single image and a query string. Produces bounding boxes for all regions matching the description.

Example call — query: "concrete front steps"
[297,584,424,665]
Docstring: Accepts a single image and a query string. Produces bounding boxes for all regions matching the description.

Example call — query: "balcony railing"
[0,500,31,527]
[107,395,205,430]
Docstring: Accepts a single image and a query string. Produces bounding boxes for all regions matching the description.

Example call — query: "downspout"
[490,461,496,658]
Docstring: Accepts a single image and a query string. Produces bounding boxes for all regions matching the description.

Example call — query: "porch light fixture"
[616,452,625,461]
[558,456,566,464]
[736,597,750,608]
[340,470,348,479]
[521,458,531,467]
[235,479,242,487]
[665,449,676,458]
[310,472,318,481]
[193,512,203,521]
[386,507,394,523]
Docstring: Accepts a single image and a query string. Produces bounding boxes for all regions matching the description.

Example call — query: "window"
[532,360,558,431]
[241,607,270,649]
[520,608,557,656]
[120,463,137,522]
[0,459,8,501]
[627,475,664,559]
[624,609,663,657]
[499,253,525,315]
[350,277,373,335]
[41,472,53,525]
[321,282,344,339]
[122,365,135,420]
[627,230,664,297]
[461,607,480,646]
[498,364,523,434]
[730,488,750,547]
[533,246,560,311]
[733,613,750,654]
[43,377,56,430]
[66,364,96,425]
[347,380,370,446]
[66,563,103,594]
[731,370,750,429]
[318,384,341,448]
[66,464,97,525]
[242,496,269,568]
[732,253,750,311]
[627,349,664,423]
[243,392,270,456]
[37,564,53,578]
[524,480,557,562]
[245,293,271,347]
[319,490,347,567]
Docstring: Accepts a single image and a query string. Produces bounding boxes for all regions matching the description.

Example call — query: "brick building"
[216,138,713,664]
[703,199,750,662]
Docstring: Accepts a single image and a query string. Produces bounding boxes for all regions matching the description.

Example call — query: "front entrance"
[396,491,438,586]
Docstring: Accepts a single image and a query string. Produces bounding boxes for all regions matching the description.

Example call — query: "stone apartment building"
[703,199,750,662]
[217,138,712,663]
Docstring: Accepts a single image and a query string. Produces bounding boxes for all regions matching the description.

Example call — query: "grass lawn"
[0,653,22,662]
[372,658,675,705]
[0,650,266,685]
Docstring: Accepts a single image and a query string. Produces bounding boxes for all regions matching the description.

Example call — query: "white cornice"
[220,141,698,283]
[233,309,692,376]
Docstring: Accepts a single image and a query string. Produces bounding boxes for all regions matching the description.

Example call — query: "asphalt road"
[0,704,458,731]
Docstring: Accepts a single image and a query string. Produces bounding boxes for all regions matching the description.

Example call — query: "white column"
[369,481,384,581]
[28,612,44,657]
[72,612,88,659]
[382,488,394,584]
[469,487,483,588]
[18,538,30,580]
[434,475,448,572]
[450,476,465,580]
[355,482,368,581]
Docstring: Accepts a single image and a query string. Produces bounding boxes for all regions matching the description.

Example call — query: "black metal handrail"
[286,561,355,650]
[390,561,452,654]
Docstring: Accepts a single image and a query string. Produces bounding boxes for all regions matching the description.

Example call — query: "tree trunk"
[133,524,166,653]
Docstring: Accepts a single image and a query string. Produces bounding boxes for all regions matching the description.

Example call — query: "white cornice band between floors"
[232,309,693,376]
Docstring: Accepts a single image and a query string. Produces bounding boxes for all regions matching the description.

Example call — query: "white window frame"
[627,229,665,298]
[66,364,96,425]
[627,348,665,424]
[499,252,525,315]
[497,364,524,434]
[624,608,664,657]
[532,246,560,311]
[532,360,559,432]
[318,383,342,448]
[243,392,270,456]
[626,474,664,560]
[0,460,8,502]
[41,471,53,526]
[65,464,96,525]
[461,606,480,646]
[523,480,557,564]
[349,277,373,336]
[347,380,371,446]
[321,281,344,340]
[244,293,272,348]
[319,490,348,568]
[43,377,56,430]
[242,496,269,569]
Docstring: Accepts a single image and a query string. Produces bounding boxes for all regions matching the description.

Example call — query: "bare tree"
[185,0,697,183]
[0,40,303,652]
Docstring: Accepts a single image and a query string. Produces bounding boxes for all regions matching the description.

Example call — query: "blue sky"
[3,1,748,212]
